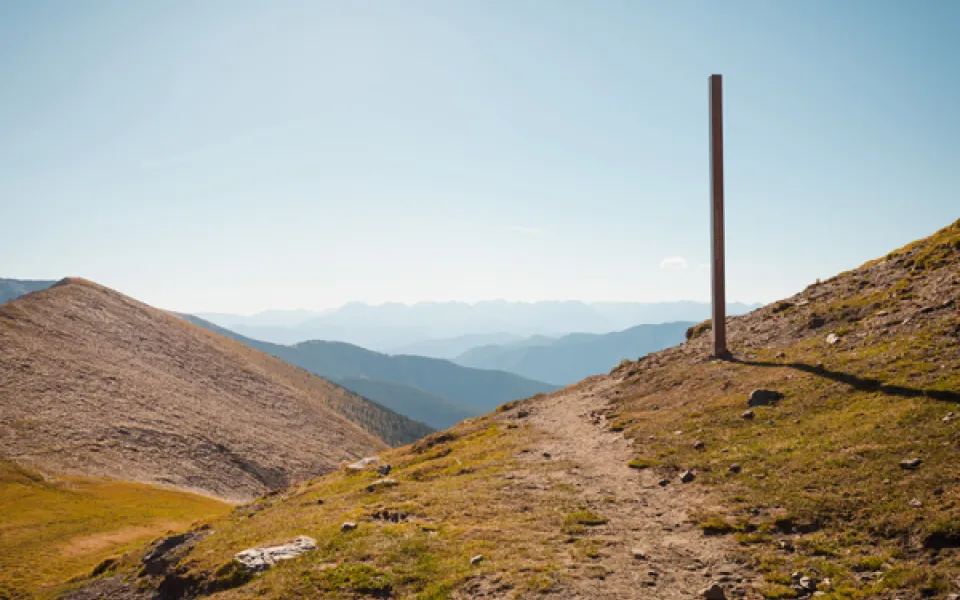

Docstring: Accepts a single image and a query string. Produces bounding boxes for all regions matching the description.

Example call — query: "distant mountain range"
[454,321,694,385]
[384,332,527,359]
[195,300,762,350]
[177,315,557,430]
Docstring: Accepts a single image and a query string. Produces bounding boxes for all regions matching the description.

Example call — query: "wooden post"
[709,74,728,358]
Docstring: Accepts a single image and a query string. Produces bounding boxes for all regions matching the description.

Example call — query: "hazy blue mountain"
[384,332,527,359]
[177,314,555,428]
[331,377,474,430]
[455,321,695,385]
[283,340,556,413]
[0,278,56,304]
[195,300,761,349]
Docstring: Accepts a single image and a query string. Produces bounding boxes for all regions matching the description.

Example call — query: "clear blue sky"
[2,1,957,314]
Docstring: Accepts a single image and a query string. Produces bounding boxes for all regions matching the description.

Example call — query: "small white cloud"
[660,256,689,270]
[510,225,543,236]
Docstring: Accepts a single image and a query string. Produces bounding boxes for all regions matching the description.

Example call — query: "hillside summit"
[50,220,960,599]
[0,278,430,501]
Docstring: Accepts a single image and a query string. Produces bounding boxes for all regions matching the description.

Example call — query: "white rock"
[345,456,380,472]
[234,536,317,572]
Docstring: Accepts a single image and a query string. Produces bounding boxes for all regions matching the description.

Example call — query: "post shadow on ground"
[723,356,960,404]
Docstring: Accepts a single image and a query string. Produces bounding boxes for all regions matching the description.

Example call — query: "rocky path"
[515,375,760,599]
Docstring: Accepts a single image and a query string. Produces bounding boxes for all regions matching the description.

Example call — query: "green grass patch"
[0,461,231,599]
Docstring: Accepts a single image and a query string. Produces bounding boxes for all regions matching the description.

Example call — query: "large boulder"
[234,536,317,572]
[747,389,784,407]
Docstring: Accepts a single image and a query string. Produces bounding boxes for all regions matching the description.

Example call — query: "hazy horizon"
[191,297,764,317]
[3,2,958,314]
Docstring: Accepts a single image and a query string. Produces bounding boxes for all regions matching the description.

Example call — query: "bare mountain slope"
[0,278,429,501]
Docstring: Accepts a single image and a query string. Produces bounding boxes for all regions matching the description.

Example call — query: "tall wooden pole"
[709,74,727,358]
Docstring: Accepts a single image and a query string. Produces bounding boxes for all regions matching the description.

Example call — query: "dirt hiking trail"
[510,375,760,599]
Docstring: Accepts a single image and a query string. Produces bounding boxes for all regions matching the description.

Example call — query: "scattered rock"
[371,509,408,522]
[798,576,819,592]
[899,458,922,470]
[693,440,705,450]
[367,478,398,492]
[345,456,379,472]
[909,498,923,508]
[728,463,742,474]
[341,522,357,531]
[779,539,794,551]
[700,583,726,600]
[517,410,530,418]
[141,531,207,576]
[741,410,755,420]
[234,536,317,573]
[658,478,670,487]
[542,452,552,459]
[680,470,696,483]
[934,487,944,496]
[376,464,392,476]
[882,478,891,484]
[943,412,955,422]
[470,554,484,565]
[674,430,683,435]
[632,549,647,560]
[775,351,786,358]
[825,333,840,345]
[748,389,783,407]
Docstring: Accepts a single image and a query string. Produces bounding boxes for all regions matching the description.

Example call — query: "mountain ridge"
[0,278,429,501]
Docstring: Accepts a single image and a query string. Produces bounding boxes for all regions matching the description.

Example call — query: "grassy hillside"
[0,461,230,599]
[61,414,603,600]
[455,322,693,385]
[63,220,960,600]
[608,219,960,598]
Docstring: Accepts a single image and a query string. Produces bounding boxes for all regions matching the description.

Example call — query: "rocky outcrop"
[234,536,317,573]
